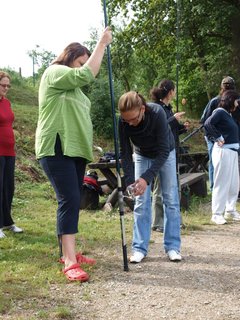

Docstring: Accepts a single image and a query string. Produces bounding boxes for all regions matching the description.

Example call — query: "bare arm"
[86,27,112,76]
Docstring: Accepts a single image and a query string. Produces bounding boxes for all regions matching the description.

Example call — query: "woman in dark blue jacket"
[118,91,181,263]
[204,90,240,225]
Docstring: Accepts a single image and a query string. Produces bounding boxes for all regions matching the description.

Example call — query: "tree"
[107,0,240,116]
[27,45,56,83]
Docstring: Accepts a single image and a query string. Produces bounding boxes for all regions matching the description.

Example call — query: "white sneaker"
[0,229,6,238]
[224,211,240,221]
[4,225,23,233]
[211,214,227,225]
[130,251,145,263]
[167,250,182,262]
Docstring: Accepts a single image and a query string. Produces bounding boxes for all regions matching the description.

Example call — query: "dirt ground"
[51,219,240,320]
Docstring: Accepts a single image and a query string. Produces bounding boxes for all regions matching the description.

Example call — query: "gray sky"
[1,0,104,76]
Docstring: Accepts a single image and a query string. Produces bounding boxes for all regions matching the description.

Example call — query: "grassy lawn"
[0,176,214,319]
[0,179,136,318]
[0,103,215,318]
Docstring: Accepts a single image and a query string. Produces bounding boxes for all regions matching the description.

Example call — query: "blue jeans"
[205,137,214,191]
[132,150,181,255]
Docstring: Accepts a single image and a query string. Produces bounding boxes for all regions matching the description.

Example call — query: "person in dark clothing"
[200,76,236,191]
[118,91,181,263]
[204,90,240,225]
[149,79,189,232]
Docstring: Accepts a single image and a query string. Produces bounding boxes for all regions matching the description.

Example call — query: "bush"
[89,76,124,139]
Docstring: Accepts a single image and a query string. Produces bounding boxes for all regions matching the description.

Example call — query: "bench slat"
[180,172,206,187]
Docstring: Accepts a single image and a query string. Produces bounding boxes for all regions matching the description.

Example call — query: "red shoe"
[63,263,89,282]
[76,252,96,265]
[59,252,96,266]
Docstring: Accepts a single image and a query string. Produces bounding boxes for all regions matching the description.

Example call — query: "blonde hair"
[118,91,146,112]
[0,71,11,81]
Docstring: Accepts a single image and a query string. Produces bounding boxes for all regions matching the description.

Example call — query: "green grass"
[0,177,214,319]
[0,180,134,318]
[0,95,214,318]
[181,194,212,232]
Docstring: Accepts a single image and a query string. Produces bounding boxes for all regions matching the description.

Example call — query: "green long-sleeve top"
[35,64,95,161]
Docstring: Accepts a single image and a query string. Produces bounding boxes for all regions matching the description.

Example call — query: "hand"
[174,111,185,121]
[99,26,112,47]
[133,178,147,196]
[217,140,224,147]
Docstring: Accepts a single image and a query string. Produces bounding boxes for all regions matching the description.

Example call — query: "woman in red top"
[0,71,23,238]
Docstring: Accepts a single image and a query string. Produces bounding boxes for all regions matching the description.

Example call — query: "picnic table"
[179,151,209,173]
[87,160,134,211]
[88,151,208,210]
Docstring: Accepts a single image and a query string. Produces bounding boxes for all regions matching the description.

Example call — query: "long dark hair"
[52,42,91,67]
[219,90,239,112]
[150,79,175,102]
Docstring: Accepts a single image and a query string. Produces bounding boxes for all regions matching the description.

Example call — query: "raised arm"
[86,27,112,76]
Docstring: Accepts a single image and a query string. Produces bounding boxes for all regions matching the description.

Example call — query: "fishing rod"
[102,0,129,272]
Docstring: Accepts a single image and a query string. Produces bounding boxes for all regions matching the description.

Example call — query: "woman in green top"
[35,27,112,282]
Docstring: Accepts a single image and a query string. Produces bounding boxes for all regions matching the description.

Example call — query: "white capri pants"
[212,145,239,214]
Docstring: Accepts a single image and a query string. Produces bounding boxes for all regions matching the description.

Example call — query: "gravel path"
[52,221,240,320]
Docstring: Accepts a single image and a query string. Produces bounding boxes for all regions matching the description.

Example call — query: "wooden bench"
[179,172,207,209]
[89,160,207,211]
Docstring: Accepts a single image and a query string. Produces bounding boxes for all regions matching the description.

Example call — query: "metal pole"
[102,0,129,271]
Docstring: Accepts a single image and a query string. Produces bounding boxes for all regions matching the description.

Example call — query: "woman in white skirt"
[204,90,240,225]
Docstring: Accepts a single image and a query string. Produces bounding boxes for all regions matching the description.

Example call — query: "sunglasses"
[0,83,11,89]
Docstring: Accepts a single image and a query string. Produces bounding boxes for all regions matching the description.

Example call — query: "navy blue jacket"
[204,108,239,144]
[119,104,175,186]
[149,101,186,147]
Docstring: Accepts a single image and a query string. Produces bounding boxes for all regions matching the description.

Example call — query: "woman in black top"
[118,91,181,263]
[149,79,189,232]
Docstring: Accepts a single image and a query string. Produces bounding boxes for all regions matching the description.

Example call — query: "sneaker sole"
[168,256,182,262]
[130,260,141,264]
[169,259,182,262]
[130,258,144,264]
[129,255,145,263]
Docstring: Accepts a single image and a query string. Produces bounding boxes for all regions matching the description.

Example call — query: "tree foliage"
[107,0,240,116]
[88,74,123,139]
[28,45,56,82]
